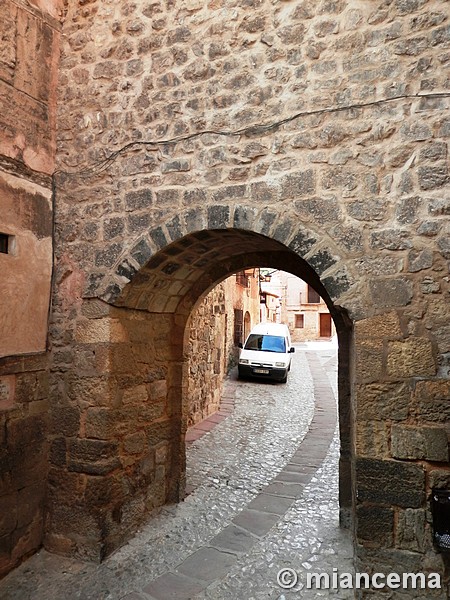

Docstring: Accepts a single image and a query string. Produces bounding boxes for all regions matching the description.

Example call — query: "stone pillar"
[46,299,186,560]
[353,310,447,588]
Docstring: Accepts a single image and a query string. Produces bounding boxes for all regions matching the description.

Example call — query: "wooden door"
[319,313,332,337]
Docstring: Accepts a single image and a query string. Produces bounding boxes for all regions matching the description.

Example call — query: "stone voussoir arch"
[94,203,355,310]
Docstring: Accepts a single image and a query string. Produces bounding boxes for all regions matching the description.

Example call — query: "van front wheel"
[280,374,287,384]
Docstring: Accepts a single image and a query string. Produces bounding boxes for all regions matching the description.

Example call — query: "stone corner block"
[355,311,402,340]
[75,318,128,344]
[387,338,436,378]
[356,457,425,508]
[391,425,449,462]
[396,508,427,553]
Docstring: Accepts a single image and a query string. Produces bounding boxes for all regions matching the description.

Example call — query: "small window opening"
[0,234,9,254]
[295,314,304,328]
[307,284,321,304]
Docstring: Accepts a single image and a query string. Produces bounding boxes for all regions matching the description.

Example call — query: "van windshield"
[244,334,286,353]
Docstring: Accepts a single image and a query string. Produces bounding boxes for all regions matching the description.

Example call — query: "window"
[235,271,249,287]
[295,314,304,328]
[234,309,243,345]
[0,233,9,254]
[0,234,15,255]
[307,285,320,304]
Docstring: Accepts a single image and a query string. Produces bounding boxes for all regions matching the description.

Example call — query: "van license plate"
[253,368,269,374]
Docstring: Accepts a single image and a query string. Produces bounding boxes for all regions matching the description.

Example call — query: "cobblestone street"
[0,342,353,600]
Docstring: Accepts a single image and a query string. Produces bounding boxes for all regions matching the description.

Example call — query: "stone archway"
[46,220,353,563]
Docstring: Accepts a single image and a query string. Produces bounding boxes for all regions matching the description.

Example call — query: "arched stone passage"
[45,225,353,562]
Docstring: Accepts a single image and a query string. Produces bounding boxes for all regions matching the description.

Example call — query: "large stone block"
[322,269,351,300]
[356,458,425,508]
[207,205,230,228]
[354,256,403,276]
[307,248,337,275]
[75,318,128,344]
[426,298,450,326]
[50,404,80,437]
[396,508,427,552]
[68,376,116,407]
[391,425,449,462]
[355,341,383,383]
[279,170,315,199]
[294,195,341,223]
[355,312,402,340]
[414,380,450,423]
[330,224,363,253]
[348,198,388,221]
[356,382,410,421]
[435,325,450,354]
[149,379,167,401]
[123,431,146,455]
[122,384,148,405]
[369,277,413,308]
[7,415,46,450]
[355,421,390,458]
[418,164,449,190]
[356,505,394,546]
[67,439,121,475]
[84,475,123,507]
[387,338,435,378]
[429,469,450,490]
[85,407,117,440]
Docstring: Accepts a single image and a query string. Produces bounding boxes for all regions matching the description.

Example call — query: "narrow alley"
[0,342,353,600]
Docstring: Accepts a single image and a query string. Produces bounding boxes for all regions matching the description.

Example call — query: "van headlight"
[239,359,249,364]
[275,362,286,367]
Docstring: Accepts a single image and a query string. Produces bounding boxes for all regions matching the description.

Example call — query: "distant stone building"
[263,271,336,341]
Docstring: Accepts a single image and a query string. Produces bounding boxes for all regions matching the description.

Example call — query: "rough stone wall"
[0,0,62,577]
[187,282,227,427]
[49,0,450,588]
[46,300,181,561]
[187,272,260,427]
[188,284,228,427]
[0,355,50,578]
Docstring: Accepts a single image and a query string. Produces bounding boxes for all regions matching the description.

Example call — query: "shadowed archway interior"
[44,228,353,562]
[112,228,353,524]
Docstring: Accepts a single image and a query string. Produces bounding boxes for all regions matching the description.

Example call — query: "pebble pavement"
[0,341,353,600]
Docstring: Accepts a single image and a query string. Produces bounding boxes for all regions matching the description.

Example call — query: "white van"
[238,322,295,383]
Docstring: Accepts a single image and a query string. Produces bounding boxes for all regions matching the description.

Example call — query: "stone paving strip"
[131,351,338,600]
[185,379,237,446]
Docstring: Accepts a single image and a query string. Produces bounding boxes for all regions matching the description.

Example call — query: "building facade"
[264,271,336,341]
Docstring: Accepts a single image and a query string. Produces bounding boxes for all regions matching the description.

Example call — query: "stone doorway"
[46,226,353,563]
